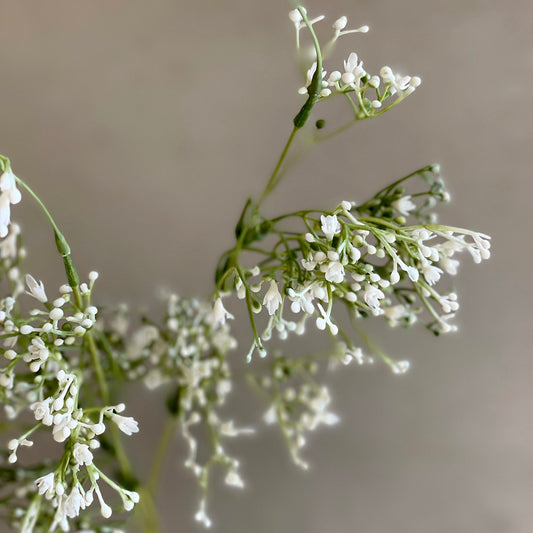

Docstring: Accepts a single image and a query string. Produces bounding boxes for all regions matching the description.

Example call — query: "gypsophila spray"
[0,5,490,532]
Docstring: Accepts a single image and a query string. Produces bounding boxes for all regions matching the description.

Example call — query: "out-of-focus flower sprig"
[101,293,253,529]
[249,351,341,469]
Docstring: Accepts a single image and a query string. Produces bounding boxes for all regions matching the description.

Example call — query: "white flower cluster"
[0,273,101,420]
[253,355,339,469]
[0,222,26,300]
[0,158,22,239]
[215,168,490,370]
[5,365,140,532]
[0,225,139,531]
[290,10,420,118]
[115,294,251,528]
[15,371,139,530]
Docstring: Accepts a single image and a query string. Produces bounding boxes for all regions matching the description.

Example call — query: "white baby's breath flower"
[64,485,84,518]
[30,399,53,426]
[320,214,341,241]
[421,264,443,286]
[212,297,234,326]
[391,360,410,374]
[289,8,325,50]
[263,280,283,316]
[380,66,419,96]
[73,442,94,465]
[35,473,55,499]
[315,303,338,335]
[321,261,345,284]
[288,8,303,24]
[0,169,22,238]
[25,274,47,303]
[440,255,460,275]
[391,195,416,216]
[263,404,277,425]
[110,413,139,435]
[52,413,77,443]
[333,16,347,31]
[363,284,384,311]
[224,470,244,488]
[342,52,366,88]
[195,507,212,528]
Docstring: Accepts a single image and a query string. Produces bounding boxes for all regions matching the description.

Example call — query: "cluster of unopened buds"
[289,8,421,119]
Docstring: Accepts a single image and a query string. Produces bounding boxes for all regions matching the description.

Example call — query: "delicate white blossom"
[0,169,21,238]
[263,280,283,315]
[110,413,139,435]
[392,195,416,216]
[320,215,341,241]
[212,297,234,326]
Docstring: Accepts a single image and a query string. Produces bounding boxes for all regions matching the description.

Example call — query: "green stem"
[257,126,298,208]
[14,178,62,238]
[147,415,179,494]
[235,265,264,360]
[86,328,160,532]
[15,177,82,305]
[86,333,109,402]
[256,6,323,209]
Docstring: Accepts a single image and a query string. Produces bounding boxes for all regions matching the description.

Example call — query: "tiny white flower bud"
[392,360,410,374]
[49,308,64,321]
[342,72,355,84]
[368,75,380,88]
[289,9,303,24]
[333,16,347,30]
[53,298,66,308]
[100,503,112,518]
[328,71,342,83]
[73,326,86,336]
[91,422,106,435]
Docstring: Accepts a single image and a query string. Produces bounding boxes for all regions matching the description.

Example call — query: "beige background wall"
[1,1,532,532]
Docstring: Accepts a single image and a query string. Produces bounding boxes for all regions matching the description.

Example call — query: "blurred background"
[1,0,532,531]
